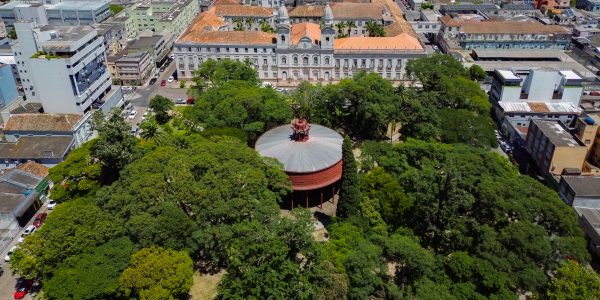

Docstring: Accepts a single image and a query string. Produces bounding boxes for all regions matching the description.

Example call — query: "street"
[121,58,190,127]
[0,202,52,300]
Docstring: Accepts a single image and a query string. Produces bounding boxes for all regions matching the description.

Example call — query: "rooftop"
[496,69,520,80]
[214,4,273,17]
[440,4,498,10]
[291,22,321,45]
[0,169,44,216]
[563,176,600,197]
[255,124,343,173]
[128,35,164,50]
[47,1,108,11]
[334,33,423,50]
[178,30,275,45]
[531,120,584,147]
[14,161,49,178]
[289,5,325,18]
[331,3,386,20]
[472,49,569,60]
[459,20,569,34]
[499,102,582,114]
[0,136,73,160]
[4,113,83,132]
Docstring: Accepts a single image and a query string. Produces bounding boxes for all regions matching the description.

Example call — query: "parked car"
[160,80,166,86]
[121,86,133,91]
[186,98,195,104]
[32,212,47,228]
[159,65,166,72]
[125,103,133,111]
[47,200,57,210]
[590,91,600,96]
[129,110,137,119]
[149,78,157,85]
[5,245,17,262]
[18,225,36,243]
[175,98,186,104]
[499,141,513,153]
[14,279,33,299]
[131,126,139,135]
[167,76,174,83]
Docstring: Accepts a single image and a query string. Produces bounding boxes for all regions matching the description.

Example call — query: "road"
[0,202,52,300]
[122,58,190,127]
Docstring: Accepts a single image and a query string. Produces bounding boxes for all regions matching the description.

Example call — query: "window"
[293,56,298,65]
[281,35,286,41]
[326,37,330,42]
[313,56,318,65]
[282,56,287,64]
[325,57,330,65]
[303,56,308,65]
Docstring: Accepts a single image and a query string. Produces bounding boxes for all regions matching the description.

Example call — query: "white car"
[47,200,57,210]
[18,225,36,243]
[128,110,137,119]
[121,86,133,91]
[167,76,174,83]
[4,245,17,262]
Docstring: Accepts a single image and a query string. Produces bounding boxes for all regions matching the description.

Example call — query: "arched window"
[325,71,330,80]
[282,56,287,64]
[313,56,318,65]
[281,35,286,41]
[282,71,288,81]
[293,56,298,65]
[325,57,330,65]
[303,56,308,65]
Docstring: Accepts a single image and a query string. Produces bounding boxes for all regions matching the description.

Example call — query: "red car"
[160,80,166,86]
[14,279,33,299]
[32,212,47,228]
[186,98,194,104]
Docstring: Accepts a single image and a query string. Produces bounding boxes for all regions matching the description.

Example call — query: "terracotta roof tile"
[214,4,273,17]
[440,15,460,26]
[289,5,325,18]
[334,33,423,50]
[15,161,49,177]
[460,21,569,34]
[4,113,83,132]
[331,3,385,20]
[182,8,226,35]
[291,22,321,45]
[179,30,276,45]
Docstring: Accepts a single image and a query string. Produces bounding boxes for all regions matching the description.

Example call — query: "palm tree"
[334,22,346,37]
[245,17,256,30]
[365,21,385,37]
[345,20,356,36]
[140,118,166,144]
[233,18,244,31]
[258,19,274,33]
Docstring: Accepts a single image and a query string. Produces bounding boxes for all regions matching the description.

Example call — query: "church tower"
[276,2,290,49]
[321,3,335,49]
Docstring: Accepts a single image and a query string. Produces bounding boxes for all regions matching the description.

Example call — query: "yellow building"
[526,120,589,176]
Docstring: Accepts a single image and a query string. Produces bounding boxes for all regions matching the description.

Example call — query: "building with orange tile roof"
[174,4,426,86]
[436,15,571,53]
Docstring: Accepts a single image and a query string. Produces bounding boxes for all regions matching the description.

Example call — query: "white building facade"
[12,21,113,113]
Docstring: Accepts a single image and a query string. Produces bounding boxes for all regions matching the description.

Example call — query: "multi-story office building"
[12,21,115,113]
[577,0,600,11]
[128,34,171,67]
[125,0,200,37]
[437,15,571,53]
[526,120,588,177]
[174,3,426,86]
[491,69,585,142]
[108,51,154,86]
[0,0,110,28]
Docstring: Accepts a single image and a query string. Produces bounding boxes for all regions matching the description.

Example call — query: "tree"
[438,108,497,147]
[365,21,385,37]
[468,65,487,82]
[338,136,361,219]
[188,80,291,141]
[139,118,166,143]
[10,199,124,278]
[193,58,259,88]
[345,20,356,36]
[148,95,174,124]
[547,261,600,300]
[244,17,255,30]
[109,4,124,15]
[43,237,136,300]
[233,18,244,31]
[259,19,275,33]
[335,22,347,37]
[90,110,137,180]
[385,234,435,287]
[47,142,102,202]
[344,241,385,299]
[119,246,194,300]
[7,28,16,39]
[361,167,412,228]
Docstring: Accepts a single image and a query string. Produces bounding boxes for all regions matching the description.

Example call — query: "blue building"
[0,63,17,108]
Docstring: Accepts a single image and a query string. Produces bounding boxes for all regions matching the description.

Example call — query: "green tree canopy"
[149,95,174,125]
[193,58,259,89]
[119,246,194,300]
[47,142,102,202]
[547,261,600,300]
[43,237,136,300]
[90,110,136,181]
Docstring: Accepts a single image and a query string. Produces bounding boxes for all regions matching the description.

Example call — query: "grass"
[189,270,225,300]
